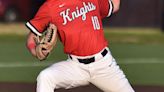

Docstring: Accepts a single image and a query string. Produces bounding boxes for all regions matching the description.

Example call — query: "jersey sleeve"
[25,3,51,36]
[98,0,113,19]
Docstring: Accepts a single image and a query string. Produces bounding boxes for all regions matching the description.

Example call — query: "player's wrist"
[27,42,36,50]
[27,42,37,56]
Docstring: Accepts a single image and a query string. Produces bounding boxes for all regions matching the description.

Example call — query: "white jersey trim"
[26,22,42,36]
[107,0,114,17]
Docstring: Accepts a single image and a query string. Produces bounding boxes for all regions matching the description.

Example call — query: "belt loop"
[101,49,108,57]
[69,55,72,60]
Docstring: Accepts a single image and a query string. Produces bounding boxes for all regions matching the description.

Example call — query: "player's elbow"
[112,0,120,13]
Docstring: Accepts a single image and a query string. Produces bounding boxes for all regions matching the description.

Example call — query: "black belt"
[69,49,108,64]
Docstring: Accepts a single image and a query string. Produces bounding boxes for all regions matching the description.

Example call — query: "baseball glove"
[35,24,58,61]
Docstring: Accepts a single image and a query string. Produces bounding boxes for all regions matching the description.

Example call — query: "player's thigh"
[37,60,90,89]
[90,61,134,92]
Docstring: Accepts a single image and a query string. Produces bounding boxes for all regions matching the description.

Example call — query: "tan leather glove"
[35,24,58,61]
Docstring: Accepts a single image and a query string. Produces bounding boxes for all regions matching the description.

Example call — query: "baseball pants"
[36,47,135,92]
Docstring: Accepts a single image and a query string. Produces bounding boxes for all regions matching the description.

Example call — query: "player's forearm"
[26,32,37,57]
[111,0,120,13]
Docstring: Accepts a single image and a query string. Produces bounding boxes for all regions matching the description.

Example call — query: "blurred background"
[0,0,164,92]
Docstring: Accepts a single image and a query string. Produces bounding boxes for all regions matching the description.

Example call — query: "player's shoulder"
[38,0,58,11]
[44,0,62,8]
[46,0,57,3]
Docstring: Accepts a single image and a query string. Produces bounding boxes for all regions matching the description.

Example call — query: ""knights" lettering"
[60,2,96,25]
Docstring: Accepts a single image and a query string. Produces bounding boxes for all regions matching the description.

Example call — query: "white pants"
[37,48,135,92]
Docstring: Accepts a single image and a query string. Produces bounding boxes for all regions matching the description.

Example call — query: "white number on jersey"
[91,16,100,30]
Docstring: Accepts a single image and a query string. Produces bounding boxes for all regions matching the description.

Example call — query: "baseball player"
[25,0,135,92]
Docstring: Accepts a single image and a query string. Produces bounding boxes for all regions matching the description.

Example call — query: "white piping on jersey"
[60,2,96,25]
[107,0,113,17]
[26,22,42,36]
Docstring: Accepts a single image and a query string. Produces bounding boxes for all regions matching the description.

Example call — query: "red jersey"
[26,0,113,56]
